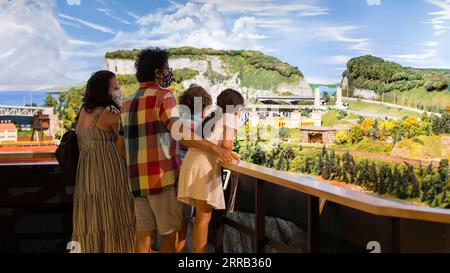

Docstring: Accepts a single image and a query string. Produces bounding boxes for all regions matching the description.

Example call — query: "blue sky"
[0,0,449,90]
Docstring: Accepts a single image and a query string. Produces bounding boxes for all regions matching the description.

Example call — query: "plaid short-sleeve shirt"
[120,82,180,197]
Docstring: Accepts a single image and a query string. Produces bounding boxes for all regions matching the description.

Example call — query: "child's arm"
[221,113,239,152]
[221,125,236,151]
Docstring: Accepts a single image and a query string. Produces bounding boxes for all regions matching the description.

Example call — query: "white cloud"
[59,13,116,34]
[349,40,372,54]
[67,39,97,47]
[61,50,105,58]
[97,8,131,25]
[127,11,140,20]
[301,25,372,53]
[367,0,381,6]
[305,75,339,84]
[95,0,107,6]
[327,55,351,65]
[424,0,450,36]
[59,19,81,28]
[136,11,165,25]
[0,0,105,89]
[66,0,80,6]
[388,41,439,64]
[113,2,272,52]
[0,0,71,90]
[193,0,328,17]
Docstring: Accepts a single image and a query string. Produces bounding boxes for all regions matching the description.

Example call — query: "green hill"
[106,47,303,77]
[342,55,450,111]
[105,47,311,97]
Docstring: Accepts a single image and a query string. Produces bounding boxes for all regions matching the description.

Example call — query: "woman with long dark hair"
[71,70,135,253]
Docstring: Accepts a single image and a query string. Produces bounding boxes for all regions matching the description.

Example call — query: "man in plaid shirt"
[118,47,238,253]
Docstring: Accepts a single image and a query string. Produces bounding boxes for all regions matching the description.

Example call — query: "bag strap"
[71,110,81,130]
[91,108,105,128]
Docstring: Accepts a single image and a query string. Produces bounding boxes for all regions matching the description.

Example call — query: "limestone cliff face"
[103,55,312,99]
[352,88,380,100]
[103,58,135,75]
[339,76,379,99]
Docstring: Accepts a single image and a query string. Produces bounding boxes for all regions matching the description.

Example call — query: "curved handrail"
[0,151,57,166]
[221,160,450,224]
[1,151,449,224]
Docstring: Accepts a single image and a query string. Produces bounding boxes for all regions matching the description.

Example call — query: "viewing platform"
[1,152,449,253]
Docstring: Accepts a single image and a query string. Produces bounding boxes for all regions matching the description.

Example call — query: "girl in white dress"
[178,89,244,253]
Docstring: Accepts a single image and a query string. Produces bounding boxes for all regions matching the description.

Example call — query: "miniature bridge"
[0,105,53,117]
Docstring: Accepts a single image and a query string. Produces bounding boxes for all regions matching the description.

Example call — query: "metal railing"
[1,151,449,252]
[217,161,450,253]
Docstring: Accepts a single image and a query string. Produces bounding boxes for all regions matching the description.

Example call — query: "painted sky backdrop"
[0,0,449,90]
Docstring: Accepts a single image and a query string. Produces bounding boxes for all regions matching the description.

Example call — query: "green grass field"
[321,110,338,126]
[345,99,421,118]
[336,138,393,155]
[17,130,32,137]
[382,87,450,111]
[237,124,450,161]
[392,135,450,160]
[321,110,358,126]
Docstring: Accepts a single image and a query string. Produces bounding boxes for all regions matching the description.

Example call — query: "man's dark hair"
[135,47,169,83]
[83,70,118,112]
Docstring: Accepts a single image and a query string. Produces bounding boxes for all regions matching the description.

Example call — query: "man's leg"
[134,196,156,253]
[160,231,177,253]
[149,186,183,253]
[176,218,188,253]
[193,200,212,253]
[135,230,155,253]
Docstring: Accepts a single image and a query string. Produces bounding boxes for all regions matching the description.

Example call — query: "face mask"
[160,69,174,88]
[111,89,122,105]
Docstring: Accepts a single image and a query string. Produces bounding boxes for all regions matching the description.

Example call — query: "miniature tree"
[391,166,401,195]
[304,157,311,174]
[410,168,420,198]
[438,159,449,193]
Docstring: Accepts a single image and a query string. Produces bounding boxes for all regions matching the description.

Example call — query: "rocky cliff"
[103,47,312,100]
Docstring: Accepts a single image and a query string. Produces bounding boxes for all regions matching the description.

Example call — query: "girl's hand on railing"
[231,152,240,163]
[213,146,240,163]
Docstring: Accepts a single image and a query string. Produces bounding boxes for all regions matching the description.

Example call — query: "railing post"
[307,195,320,253]
[255,179,266,253]
[214,210,225,253]
[391,217,401,253]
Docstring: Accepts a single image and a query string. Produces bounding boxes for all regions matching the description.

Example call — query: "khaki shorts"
[134,186,183,235]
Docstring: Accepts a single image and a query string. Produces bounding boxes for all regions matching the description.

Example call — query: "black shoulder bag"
[55,111,80,175]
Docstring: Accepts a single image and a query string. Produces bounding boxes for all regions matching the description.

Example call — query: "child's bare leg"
[176,218,189,253]
[193,200,212,253]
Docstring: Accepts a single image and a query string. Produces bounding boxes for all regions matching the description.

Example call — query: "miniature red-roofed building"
[0,122,18,142]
